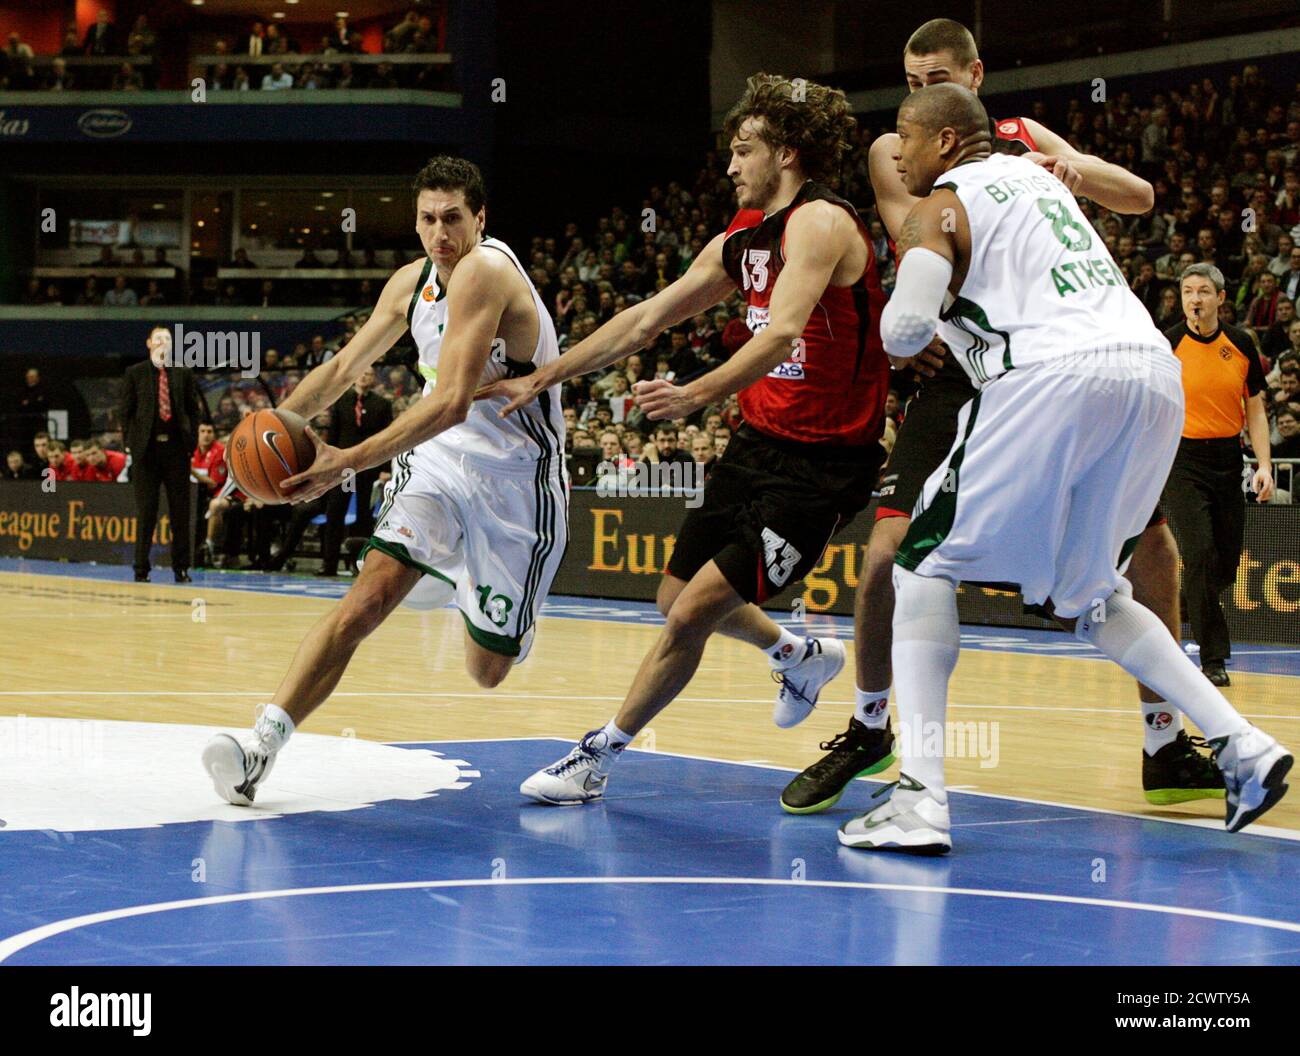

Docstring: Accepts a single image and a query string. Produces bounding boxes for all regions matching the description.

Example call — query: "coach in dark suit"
[121,326,207,582]
[318,366,392,575]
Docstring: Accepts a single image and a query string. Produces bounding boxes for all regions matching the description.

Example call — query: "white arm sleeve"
[880,247,954,360]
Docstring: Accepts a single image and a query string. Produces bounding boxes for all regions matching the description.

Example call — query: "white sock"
[1076,593,1248,742]
[600,718,633,754]
[1141,700,1184,755]
[255,704,295,752]
[890,567,959,796]
[854,685,891,729]
[767,626,808,669]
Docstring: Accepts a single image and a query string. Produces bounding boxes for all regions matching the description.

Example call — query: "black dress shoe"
[134,571,149,583]
[174,570,192,584]
[314,568,338,578]
[1202,661,1230,687]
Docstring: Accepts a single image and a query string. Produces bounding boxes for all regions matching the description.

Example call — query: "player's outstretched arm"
[1023,120,1154,215]
[282,252,508,502]
[278,259,423,420]
[634,202,850,422]
[478,232,735,415]
[879,193,962,368]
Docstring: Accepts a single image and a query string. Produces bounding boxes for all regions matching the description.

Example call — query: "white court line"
[2,875,1299,964]
[0,690,1296,722]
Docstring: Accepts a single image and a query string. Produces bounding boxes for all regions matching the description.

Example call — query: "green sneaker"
[1143,729,1226,805]
[780,718,895,815]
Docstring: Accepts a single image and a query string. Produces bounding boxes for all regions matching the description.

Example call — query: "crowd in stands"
[6,59,1300,571]
[0,6,447,93]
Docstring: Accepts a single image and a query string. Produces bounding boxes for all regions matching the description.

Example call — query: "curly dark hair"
[411,155,487,214]
[721,73,857,185]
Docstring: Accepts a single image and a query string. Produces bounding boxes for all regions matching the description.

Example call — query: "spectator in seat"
[104,275,139,307]
[140,280,166,307]
[247,22,266,56]
[386,11,421,52]
[231,66,251,91]
[1273,404,1300,460]
[261,62,293,90]
[83,11,117,57]
[78,439,127,482]
[112,62,143,91]
[1263,298,1295,362]
[76,277,102,306]
[1246,271,1280,335]
[60,27,81,58]
[4,450,39,480]
[329,16,359,53]
[45,57,75,91]
[369,62,399,89]
[1279,246,1300,303]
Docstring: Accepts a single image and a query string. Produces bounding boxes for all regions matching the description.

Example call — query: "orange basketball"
[226,409,316,504]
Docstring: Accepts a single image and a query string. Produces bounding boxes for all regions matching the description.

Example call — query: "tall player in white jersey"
[838,85,1291,854]
[202,156,568,806]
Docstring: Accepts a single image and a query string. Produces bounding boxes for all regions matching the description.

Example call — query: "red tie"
[158,367,172,422]
[355,392,363,427]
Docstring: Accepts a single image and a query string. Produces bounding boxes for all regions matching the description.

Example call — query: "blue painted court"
[2,736,1298,966]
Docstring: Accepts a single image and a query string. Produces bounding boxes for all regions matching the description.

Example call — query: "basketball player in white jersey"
[781,17,1211,818]
[839,85,1291,853]
[202,156,568,805]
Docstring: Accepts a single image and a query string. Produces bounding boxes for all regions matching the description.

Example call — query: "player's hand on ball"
[633,379,701,421]
[1024,151,1083,194]
[281,426,350,505]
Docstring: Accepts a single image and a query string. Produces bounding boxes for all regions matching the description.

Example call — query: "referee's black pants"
[1161,436,1245,664]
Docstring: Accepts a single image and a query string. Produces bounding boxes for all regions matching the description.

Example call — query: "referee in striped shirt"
[1162,263,1275,686]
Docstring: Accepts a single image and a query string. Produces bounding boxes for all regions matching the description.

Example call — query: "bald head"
[894,82,992,197]
[899,83,988,140]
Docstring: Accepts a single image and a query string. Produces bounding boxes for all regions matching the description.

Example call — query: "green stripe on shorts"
[360,536,456,587]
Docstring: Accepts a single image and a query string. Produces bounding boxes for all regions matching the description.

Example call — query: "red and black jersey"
[721,180,889,448]
[990,115,1039,155]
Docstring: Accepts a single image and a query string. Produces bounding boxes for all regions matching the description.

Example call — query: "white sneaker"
[202,709,282,806]
[771,637,846,729]
[520,729,625,805]
[838,774,952,855]
[1212,726,1293,832]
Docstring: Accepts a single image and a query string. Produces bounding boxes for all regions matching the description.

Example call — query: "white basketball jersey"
[406,236,565,470]
[932,153,1168,388]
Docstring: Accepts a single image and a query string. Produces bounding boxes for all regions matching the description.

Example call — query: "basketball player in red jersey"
[779,18,1220,817]
[483,73,911,803]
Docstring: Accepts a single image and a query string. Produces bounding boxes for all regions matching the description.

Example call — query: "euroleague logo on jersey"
[1146,711,1174,731]
[421,284,436,302]
[998,120,1020,135]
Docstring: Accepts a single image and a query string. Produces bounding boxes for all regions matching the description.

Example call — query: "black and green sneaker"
[1143,730,1226,805]
[780,718,896,815]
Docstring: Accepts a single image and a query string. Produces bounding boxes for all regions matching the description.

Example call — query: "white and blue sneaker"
[1210,726,1292,832]
[202,706,283,806]
[771,636,847,729]
[838,774,952,855]
[520,729,627,805]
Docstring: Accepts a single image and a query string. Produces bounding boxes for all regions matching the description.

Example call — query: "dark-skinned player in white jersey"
[778,18,1221,818]
[482,74,916,803]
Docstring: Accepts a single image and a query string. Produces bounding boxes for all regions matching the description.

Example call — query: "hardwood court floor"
[3,565,1298,831]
